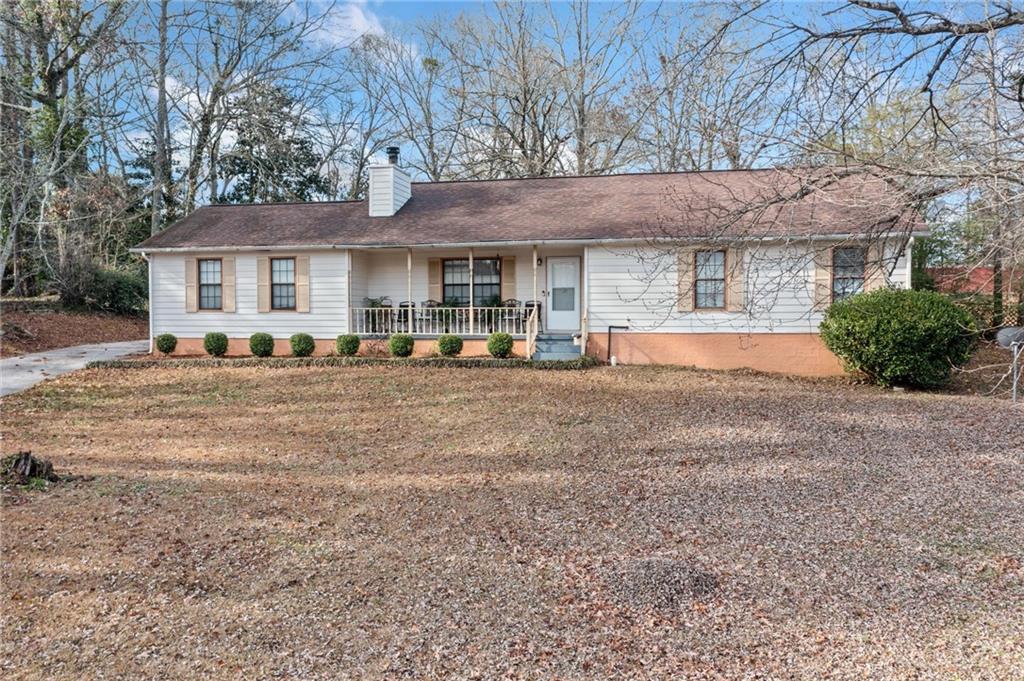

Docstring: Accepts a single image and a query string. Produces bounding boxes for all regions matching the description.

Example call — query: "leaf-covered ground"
[2,365,1022,679]
[0,308,147,357]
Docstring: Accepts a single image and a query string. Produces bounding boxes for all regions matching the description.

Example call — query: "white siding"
[586,239,911,334]
[151,250,348,338]
[367,165,411,217]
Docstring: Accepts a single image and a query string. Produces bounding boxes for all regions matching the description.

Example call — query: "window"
[694,250,726,309]
[198,259,222,310]
[442,258,501,306]
[271,257,296,310]
[832,247,865,302]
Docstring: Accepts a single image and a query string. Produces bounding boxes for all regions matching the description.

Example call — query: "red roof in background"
[928,266,1023,295]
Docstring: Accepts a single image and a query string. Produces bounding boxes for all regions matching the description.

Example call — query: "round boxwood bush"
[820,288,977,388]
[155,333,177,355]
[437,334,463,357]
[290,333,316,357]
[487,332,514,358]
[389,333,415,358]
[249,332,274,357]
[336,334,360,356]
[203,332,229,357]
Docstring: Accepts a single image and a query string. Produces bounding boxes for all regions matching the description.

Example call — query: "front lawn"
[2,366,1022,678]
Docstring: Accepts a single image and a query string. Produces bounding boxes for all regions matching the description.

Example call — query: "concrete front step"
[533,351,583,361]
[535,340,577,351]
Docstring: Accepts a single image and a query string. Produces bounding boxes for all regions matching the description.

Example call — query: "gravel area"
[2,365,1022,679]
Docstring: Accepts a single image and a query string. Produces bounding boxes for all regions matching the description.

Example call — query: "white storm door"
[546,256,581,331]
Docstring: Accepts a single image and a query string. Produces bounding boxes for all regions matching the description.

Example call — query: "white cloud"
[310,0,385,47]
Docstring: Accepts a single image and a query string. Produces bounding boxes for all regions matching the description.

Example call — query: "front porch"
[347,245,587,356]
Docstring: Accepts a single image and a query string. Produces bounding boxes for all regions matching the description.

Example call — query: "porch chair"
[397,301,415,333]
[501,299,522,334]
[419,299,440,335]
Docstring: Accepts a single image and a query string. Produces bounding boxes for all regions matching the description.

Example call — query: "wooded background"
[1,0,1021,324]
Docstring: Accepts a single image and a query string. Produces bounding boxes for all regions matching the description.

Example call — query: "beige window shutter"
[500,256,516,300]
[257,256,270,312]
[676,247,695,313]
[726,247,745,312]
[184,257,198,313]
[296,255,310,312]
[428,258,442,301]
[221,257,236,312]
[863,242,886,291]
[813,246,834,311]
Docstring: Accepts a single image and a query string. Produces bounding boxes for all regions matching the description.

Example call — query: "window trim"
[830,246,866,303]
[270,256,297,311]
[693,249,728,311]
[441,257,502,307]
[197,257,223,311]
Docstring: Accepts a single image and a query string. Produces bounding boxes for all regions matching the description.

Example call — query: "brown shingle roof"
[133,168,922,251]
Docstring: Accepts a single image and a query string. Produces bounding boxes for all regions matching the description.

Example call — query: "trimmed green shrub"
[820,288,977,388]
[249,332,275,357]
[290,333,316,357]
[389,333,415,357]
[336,334,360,356]
[487,332,514,358]
[437,334,463,357]
[203,332,229,357]
[90,268,147,316]
[155,333,177,355]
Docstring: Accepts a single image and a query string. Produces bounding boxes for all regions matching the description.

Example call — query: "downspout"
[141,252,153,354]
[606,325,628,363]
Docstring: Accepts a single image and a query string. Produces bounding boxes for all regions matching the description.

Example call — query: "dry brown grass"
[2,365,1023,679]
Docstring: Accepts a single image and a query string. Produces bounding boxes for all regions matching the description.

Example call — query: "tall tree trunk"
[987,24,1003,329]
[151,0,169,234]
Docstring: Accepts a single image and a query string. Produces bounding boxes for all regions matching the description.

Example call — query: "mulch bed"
[0,308,147,357]
[2,365,1022,678]
[89,355,600,370]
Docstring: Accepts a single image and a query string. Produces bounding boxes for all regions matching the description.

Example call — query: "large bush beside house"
[90,268,147,316]
[155,333,177,355]
[437,334,463,357]
[290,333,315,357]
[204,332,229,357]
[487,332,514,358]
[249,333,274,357]
[389,334,414,357]
[820,288,977,388]
[336,334,360,356]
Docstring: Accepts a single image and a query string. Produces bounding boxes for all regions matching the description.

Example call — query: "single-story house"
[132,150,924,376]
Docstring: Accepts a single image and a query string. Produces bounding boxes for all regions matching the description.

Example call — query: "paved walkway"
[1,340,148,397]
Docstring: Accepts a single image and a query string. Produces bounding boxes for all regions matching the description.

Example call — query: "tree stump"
[2,452,57,484]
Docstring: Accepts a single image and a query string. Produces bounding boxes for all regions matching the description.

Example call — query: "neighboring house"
[928,266,1023,296]
[132,150,923,376]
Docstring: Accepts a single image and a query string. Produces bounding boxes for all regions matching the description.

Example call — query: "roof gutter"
[130,231,929,254]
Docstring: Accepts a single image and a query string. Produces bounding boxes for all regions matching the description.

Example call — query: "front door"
[546,256,581,331]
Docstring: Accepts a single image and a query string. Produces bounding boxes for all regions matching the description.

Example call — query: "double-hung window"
[694,250,726,309]
[198,259,222,310]
[442,258,500,306]
[832,247,865,302]
[271,257,296,310]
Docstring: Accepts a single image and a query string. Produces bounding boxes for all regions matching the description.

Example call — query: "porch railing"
[525,306,539,358]
[350,306,530,336]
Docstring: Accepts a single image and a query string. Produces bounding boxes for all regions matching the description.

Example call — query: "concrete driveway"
[1,340,148,397]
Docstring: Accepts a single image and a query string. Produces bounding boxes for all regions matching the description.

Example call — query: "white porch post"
[468,248,475,335]
[532,245,538,329]
[406,248,413,333]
